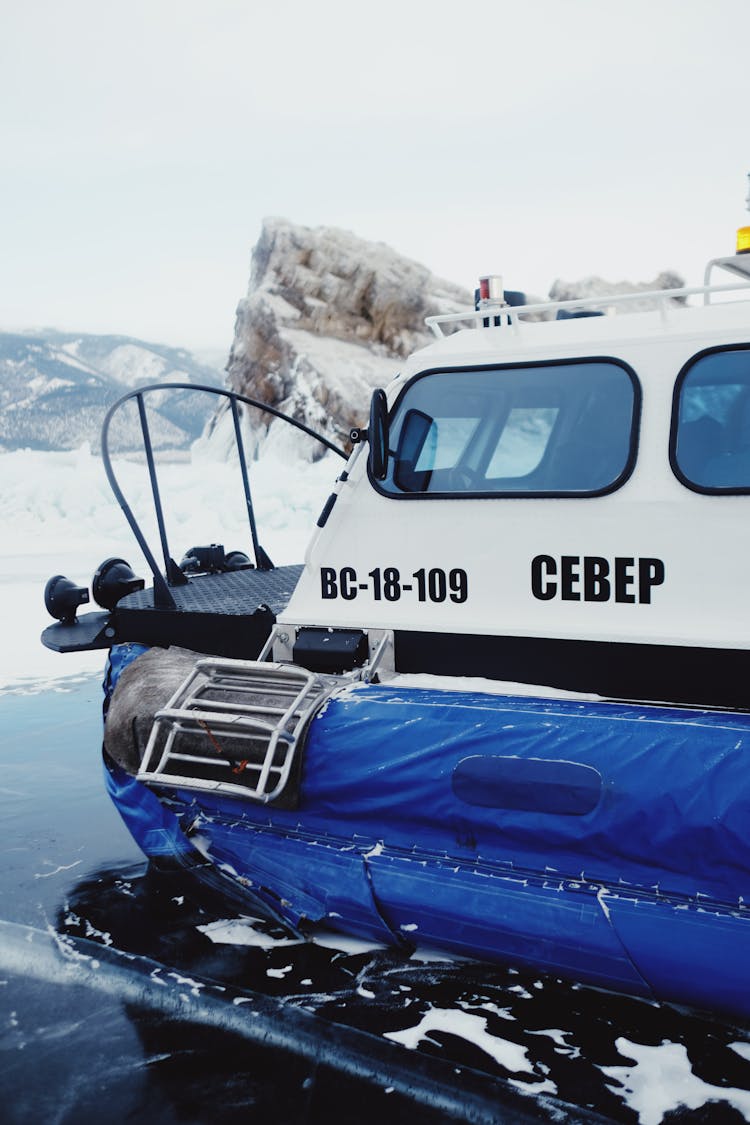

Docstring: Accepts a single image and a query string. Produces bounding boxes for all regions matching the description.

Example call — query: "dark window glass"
[380,362,638,497]
[673,348,750,491]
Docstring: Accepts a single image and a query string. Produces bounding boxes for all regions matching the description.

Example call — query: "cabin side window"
[671,346,750,493]
[377,360,639,498]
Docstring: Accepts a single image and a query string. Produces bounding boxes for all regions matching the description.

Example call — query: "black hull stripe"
[393,631,750,710]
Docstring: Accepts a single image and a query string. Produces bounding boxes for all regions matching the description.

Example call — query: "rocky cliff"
[224,219,472,458]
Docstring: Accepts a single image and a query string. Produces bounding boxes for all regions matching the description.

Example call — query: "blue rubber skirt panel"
[103,755,195,860]
[162,804,404,946]
[296,684,750,1013]
[106,680,750,1017]
[298,685,750,907]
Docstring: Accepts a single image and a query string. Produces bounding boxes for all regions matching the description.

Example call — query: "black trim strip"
[393,630,750,710]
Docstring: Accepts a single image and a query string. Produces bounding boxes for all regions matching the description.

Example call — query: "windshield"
[378,361,639,497]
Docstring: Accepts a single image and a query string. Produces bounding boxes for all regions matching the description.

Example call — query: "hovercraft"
[43,231,750,1024]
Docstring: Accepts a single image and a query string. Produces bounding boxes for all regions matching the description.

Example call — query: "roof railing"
[703,253,750,293]
[426,269,750,338]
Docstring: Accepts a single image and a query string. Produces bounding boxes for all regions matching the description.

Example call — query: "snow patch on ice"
[197,917,302,950]
[385,1006,534,1074]
[408,945,469,964]
[167,971,205,997]
[602,1038,750,1124]
[527,1027,582,1058]
[197,916,389,959]
[309,929,388,956]
[34,860,83,879]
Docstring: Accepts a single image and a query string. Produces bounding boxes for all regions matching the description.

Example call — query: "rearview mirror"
[368,389,389,480]
[393,408,433,492]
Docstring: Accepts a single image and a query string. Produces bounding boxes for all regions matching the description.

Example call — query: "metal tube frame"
[100,383,347,597]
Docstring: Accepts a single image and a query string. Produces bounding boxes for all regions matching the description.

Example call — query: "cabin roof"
[403,295,750,378]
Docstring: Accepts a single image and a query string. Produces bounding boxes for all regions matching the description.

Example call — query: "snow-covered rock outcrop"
[549,270,686,310]
[223,219,472,458]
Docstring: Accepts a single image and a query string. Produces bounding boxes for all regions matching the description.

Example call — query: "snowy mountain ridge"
[0,329,224,452]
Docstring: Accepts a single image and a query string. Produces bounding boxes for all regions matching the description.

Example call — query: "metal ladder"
[137,658,341,803]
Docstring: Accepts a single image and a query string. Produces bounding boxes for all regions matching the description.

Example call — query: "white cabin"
[277,257,750,707]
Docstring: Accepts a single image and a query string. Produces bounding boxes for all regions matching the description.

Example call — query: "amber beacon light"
[738,173,750,253]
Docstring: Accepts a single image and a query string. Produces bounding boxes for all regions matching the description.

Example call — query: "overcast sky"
[2,0,750,352]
